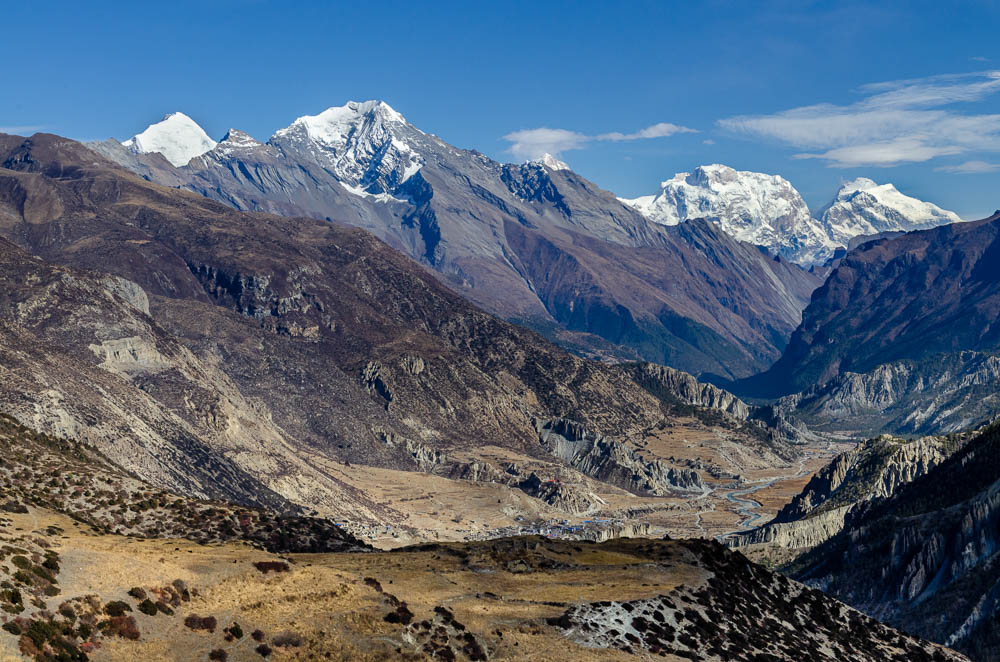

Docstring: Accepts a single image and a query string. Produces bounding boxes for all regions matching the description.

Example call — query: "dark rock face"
[742,212,1000,397]
[789,422,1000,660]
[91,114,820,379]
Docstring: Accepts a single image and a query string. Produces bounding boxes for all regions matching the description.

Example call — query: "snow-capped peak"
[276,100,407,145]
[531,153,570,171]
[122,112,217,167]
[623,164,838,265]
[819,177,962,243]
[270,100,423,195]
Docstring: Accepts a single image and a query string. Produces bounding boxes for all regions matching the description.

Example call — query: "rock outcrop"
[787,422,1000,660]
[778,351,1000,437]
[729,431,967,550]
[551,539,967,661]
[536,417,706,496]
[630,362,750,420]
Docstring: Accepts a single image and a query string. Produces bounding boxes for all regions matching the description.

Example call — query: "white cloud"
[503,121,695,161]
[702,139,715,145]
[502,128,589,161]
[597,122,696,141]
[935,160,1000,174]
[718,71,1000,168]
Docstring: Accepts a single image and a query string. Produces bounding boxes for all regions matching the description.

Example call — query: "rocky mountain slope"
[740,210,1000,401]
[0,131,794,539]
[91,103,821,379]
[788,421,1000,661]
[728,428,971,551]
[775,350,1000,437]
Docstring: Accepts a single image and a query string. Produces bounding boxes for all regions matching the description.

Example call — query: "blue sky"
[4,0,999,218]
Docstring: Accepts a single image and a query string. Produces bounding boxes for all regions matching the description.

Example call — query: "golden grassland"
[2,508,707,662]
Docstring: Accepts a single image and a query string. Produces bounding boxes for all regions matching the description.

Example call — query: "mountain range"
[1,100,995,661]
[622,164,962,266]
[90,103,826,380]
[91,102,962,381]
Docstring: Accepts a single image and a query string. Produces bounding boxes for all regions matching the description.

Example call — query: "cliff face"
[536,417,707,496]
[729,430,970,550]
[780,351,1000,437]
[787,422,1000,660]
[630,363,750,420]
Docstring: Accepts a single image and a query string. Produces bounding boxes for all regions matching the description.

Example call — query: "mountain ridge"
[94,104,822,379]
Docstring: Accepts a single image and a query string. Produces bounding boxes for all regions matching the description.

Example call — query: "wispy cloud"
[0,125,46,135]
[718,70,1000,167]
[935,160,1000,174]
[503,121,695,161]
[596,122,695,142]
[972,56,991,62]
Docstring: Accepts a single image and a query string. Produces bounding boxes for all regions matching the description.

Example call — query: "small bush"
[10,556,31,570]
[184,614,218,633]
[128,587,147,601]
[224,622,244,640]
[255,644,272,657]
[1,621,19,635]
[251,629,265,642]
[155,600,174,616]
[252,561,289,574]
[209,650,228,661]
[138,599,158,616]
[105,615,140,640]
[271,631,303,648]
[104,601,133,617]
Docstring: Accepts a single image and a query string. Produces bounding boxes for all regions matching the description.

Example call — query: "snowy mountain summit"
[623,164,837,265]
[122,112,217,167]
[270,100,424,195]
[531,153,570,171]
[624,166,962,266]
[819,177,961,244]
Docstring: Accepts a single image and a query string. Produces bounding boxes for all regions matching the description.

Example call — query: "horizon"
[4,0,999,218]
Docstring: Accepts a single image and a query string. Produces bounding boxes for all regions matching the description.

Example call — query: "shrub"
[251,629,265,642]
[255,644,272,657]
[10,556,31,570]
[1,621,19,635]
[184,615,217,633]
[105,615,140,640]
[155,600,174,616]
[128,587,147,601]
[271,631,303,648]
[138,599,158,616]
[252,561,289,574]
[224,622,244,640]
[104,601,132,617]
[209,650,228,661]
